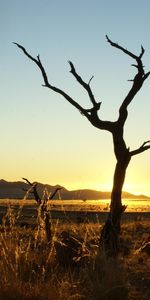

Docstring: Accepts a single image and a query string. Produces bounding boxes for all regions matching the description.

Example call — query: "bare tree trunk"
[100,153,131,256]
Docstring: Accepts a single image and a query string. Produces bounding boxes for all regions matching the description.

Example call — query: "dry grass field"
[0,202,150,300]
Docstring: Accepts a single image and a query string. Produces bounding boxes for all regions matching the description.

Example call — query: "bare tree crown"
[14,36,150,157]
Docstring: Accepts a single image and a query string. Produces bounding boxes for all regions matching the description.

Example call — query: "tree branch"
[130,141,150,156]
[49,187,63,200]
[22,177,41,204]
[106,36,150,127]
[14,42,114,133]
[14,43,91,117]
[13,43,49,86]
[106,35,144,60]
[69,61,99,107]
[88,75,94,85]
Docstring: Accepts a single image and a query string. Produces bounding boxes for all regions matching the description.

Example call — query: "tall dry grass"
[0,204,149,300]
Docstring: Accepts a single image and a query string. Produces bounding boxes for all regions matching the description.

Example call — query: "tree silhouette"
[22,177,62,242]
[15,36,150,256]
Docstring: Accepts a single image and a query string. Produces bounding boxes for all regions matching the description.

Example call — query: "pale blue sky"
[1,0,150,195]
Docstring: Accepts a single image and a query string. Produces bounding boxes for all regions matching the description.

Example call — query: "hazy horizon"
[0,177,150,198]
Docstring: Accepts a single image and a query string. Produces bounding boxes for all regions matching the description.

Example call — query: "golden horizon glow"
[65,182,150,196]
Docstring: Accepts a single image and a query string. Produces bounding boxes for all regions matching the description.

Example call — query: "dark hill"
[0,179,149,200]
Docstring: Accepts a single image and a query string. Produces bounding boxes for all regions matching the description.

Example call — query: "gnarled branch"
[130,141,150,156]
[13,43,90,118]
[14,42,114,132]
[106,36,150,127]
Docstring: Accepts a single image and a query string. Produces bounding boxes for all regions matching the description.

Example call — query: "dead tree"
[23,177,62,242]
[15,37,150,256]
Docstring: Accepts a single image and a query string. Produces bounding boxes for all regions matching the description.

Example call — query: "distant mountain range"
[0,179,149,200]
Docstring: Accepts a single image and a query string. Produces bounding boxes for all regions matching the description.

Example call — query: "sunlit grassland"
[0,198,150,212]
[0,201,150,300]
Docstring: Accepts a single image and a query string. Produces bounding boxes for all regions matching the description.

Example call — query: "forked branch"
[13,43,49,86]
[13,43,90,118]
[14,42,114,132]
[22,177,41,204]
[22,177,62,201]
[106,35,144,61]
[69,61,98,107]
[130,141,150,156]
[106,36,150,127]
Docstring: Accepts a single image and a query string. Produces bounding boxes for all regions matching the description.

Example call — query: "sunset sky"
[1,0,150,195]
